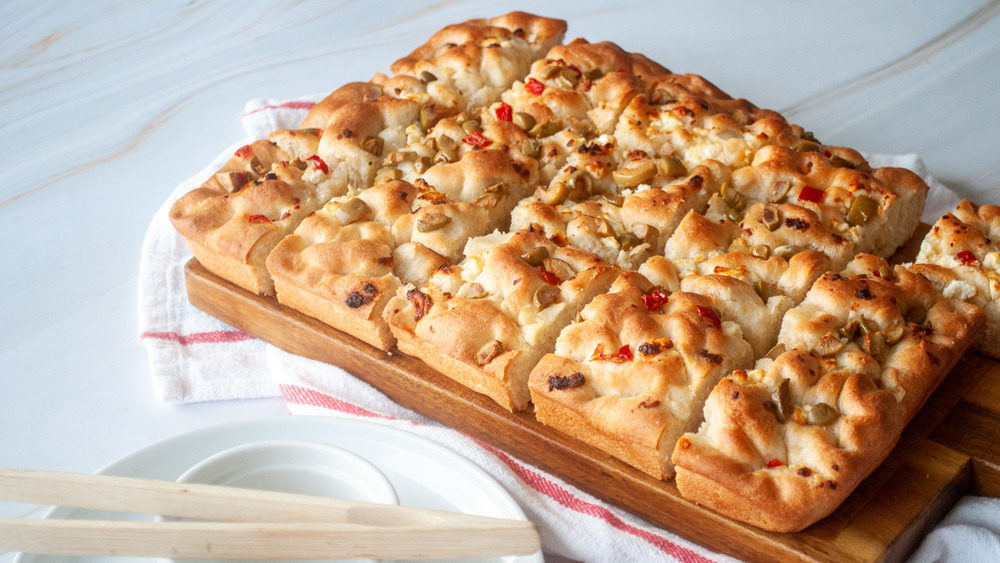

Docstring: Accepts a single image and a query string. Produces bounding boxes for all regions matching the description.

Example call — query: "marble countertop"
[2,1,998,560]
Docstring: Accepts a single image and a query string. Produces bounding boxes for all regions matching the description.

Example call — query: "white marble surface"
[2,0,998,560]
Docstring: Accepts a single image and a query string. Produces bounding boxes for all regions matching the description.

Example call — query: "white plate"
[15,416,543,563]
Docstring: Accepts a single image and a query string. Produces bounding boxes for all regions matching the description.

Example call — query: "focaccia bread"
[672,255,984,532]
[384,229,619,410]
[167,11,996,534]
[911,199,1000,359]
[529,267,754,478]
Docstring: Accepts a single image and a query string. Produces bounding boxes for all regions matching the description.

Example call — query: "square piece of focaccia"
[528,265,754,479]
[384,229,620,411]
[910,199,1000,359]
[672,255,984,532]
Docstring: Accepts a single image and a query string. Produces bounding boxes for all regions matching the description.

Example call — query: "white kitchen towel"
[138,96,988,562]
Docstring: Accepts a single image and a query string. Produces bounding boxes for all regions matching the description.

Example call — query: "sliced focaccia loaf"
[672,255,984,532]
[911,199,1000,359]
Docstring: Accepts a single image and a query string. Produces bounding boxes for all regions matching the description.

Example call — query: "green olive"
[520,137,542,158]
[529,118,562,138]
[751,244,772,259]
[616,232,641,251]
[419,70,437,83]
[660,155,687,177]
[586,68,604,81]
[434,146,458,165]
[416,211,451,233]
[862,331,886,356]
[601,192,624,207]
[858,315,878,335]
[847,195,878,226]
[829,155,856,169]
[632,223,659,247]
[885,324,905,345]
[334,197,370,225]
[534,285,561,309]
[542,257,574,280]
[475,193,502,208]
[613,160,657,188]
[540,182,569,206]
[768,180,791,203]
[565,170,594,199]
[760,204,782,231]
[513,112,536,132]
[878,264,895,281]
[807,403,839,426]
[361,135,384,156]
[838,319,859,340]
[461,119,481,135]
[772,379,792,423]
[521,246,550,266]
[374,168,402,184]
[811,332,845,357]
[793,139,822,153]
[475,340,504,365]
[726,206,744,223]
[539,64,562,80]
[555,67,581,89]
[906,307,927,325]
[383,151,416,166]
[413,155,432,174]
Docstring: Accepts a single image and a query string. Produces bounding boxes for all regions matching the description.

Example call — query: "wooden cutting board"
[182,227,1000,562]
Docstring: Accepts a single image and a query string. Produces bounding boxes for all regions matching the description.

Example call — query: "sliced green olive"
[565,170,594,200]
[721,183,745,209]
[858,315,879,336]
[419,70,437,83]
[475,340,504,365]
[862,330,886,356]
[768,180,791,203]
[484,182,509,196]
[906,307,927,325]
[475,193,502,208]
[885,324,905,345]
[878,264,895,281]
[616,232,641,251]
[461,119,481,135]
[215,171,252,192]
[829,155,856,169]
[838,319,860,340]
[726,206,744,222]
[772,379,792,423]
[753,279,767,299]
[334,197,370,225]
[521,246,550,267]
[361,135,384,156]
[586,68,604,81]
[520,137,542,158]
[542,257,574,280]
[416,211,451,233]
[751,244,772,259]
[437,135,457,152]
[760,204,782,231]
[383,151,416,166]
[594,218,616,237]
[534,285,561,309]
[847,195,878,226]
[419,106,434,132]
[513,112,536,132]
[766,343,786,360]
[434,146,458,165]
[633,224,659,247]
[555,67,581,89]
[802,131,820,144]
[413,155,432,174]
[807,403,839,426]
[374,168,402,184]
[529,118,562,138]
[287,158,308,171]
[538,64,562,80]
[601,192,624,207]
[793,139,822,153]
[811,331,845,357]
[613,160,657,188]
[540,182,569,206]
[774,245,800,260]
[660,155,687,178]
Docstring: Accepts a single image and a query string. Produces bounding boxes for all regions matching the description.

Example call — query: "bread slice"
[672,255,984,532]
[384,229,620,410]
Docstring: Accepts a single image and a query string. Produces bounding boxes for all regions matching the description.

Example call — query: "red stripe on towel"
[140,330,255,345]
[242,101,316,117]
[278,383,708,562]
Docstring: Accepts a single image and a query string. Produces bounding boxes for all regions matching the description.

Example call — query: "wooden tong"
[0,468,540,559]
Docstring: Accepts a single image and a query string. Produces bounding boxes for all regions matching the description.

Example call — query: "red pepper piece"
[590,342,633,362]
[537,266,561,286]
[495,102,513,122]
[697,305,721,330]
[234,144,253,159]
[306,155,329,174]
[767,458,784,468]
[798,185,825,203]
[957,250,978,265]
[525,77,545,95]
[642,289,669,312]
[248,214,271,224]
[462,130,493,147]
